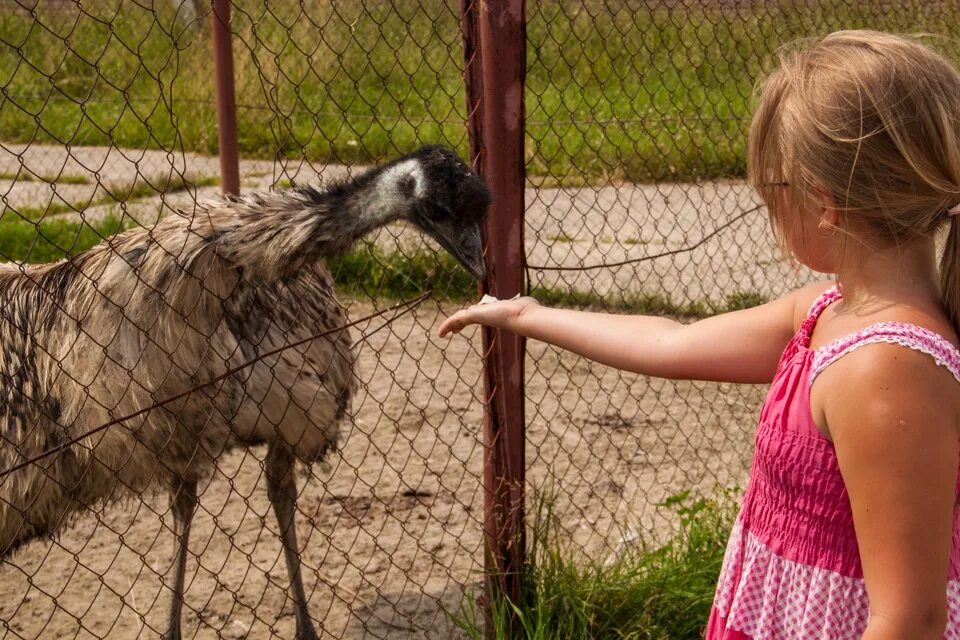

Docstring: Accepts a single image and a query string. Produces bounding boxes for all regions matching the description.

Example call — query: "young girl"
[439,31,960,639]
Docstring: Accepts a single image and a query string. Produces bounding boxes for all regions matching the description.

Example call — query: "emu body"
[0,145,489,639]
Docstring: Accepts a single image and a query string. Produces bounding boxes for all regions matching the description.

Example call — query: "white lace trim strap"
[806,284,842,321]
[810,322,960,387]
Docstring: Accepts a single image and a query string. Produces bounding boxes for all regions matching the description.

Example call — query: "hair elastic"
[949,204,960,217]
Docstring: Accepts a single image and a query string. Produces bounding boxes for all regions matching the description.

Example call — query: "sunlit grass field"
[0,0,946,306]
[1,1,956,183]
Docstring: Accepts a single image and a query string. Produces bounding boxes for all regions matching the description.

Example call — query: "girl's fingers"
[437,320,454,337]
[439,306,487,337]
[438,299,521,338]
[438,311,469,337]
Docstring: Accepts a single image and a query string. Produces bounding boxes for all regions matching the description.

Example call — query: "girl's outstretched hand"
[438,296,539,337]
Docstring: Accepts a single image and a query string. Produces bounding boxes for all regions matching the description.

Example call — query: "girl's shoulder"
[813,294,959,353]
[806,288,960,442]
[806,284,960,401]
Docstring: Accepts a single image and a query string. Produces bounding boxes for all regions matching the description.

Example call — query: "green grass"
[0,158,771,311]
[0,169,89,184]
[329,244,480,301]
[100,173,220,201]
[450,489,737,640]
[2,2,958,183]
[0,213,128,263]
[1,225,765,317]
[3,200,90,222]
[330,244,767,315]
[532,285,767,317]
[0,171,220,263]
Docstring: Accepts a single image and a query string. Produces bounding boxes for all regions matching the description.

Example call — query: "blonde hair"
[748,30,960,332]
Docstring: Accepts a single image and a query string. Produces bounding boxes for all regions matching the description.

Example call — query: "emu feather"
[0,145,489,640]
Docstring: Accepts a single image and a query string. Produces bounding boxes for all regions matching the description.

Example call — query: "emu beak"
[449,224,486,281]
[431,220,486,281]
[456,241,486,281]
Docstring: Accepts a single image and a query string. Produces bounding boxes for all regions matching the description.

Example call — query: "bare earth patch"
[0,300,768,639]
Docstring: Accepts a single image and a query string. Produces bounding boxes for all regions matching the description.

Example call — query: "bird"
[0,144,490,640]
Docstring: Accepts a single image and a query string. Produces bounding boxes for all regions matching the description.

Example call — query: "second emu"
[0,145,490,640]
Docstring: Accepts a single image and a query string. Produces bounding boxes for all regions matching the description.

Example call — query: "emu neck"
[335,159,425,243]
[346,189,405,239]
[181,157,429,283]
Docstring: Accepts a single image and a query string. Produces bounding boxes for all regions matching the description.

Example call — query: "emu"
[0,145,489,640]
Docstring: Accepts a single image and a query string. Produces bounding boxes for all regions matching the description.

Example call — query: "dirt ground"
[0,145,813,639]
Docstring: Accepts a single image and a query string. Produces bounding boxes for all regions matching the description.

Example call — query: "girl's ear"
[813,185,841,230]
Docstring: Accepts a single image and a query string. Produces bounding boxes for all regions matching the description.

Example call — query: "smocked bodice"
[707,285,960,639]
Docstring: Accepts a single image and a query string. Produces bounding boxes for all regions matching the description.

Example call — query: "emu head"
[375,145,490,280]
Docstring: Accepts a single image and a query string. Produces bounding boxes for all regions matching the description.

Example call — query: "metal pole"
[462,1,527,636]
[460,0,483,169]
[211,0,240,196]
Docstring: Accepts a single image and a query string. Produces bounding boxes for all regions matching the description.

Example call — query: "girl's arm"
[438,282,831,384]
[822,346,958,640]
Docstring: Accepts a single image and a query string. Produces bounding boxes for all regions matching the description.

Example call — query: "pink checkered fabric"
[705,284,960,639]
[712,521,960,640]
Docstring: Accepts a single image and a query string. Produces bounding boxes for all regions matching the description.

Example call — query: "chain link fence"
[0,1,955,638]
[522,0,956,560]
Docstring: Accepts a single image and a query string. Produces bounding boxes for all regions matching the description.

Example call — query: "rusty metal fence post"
[211,0,240,195]
[462,0,527,636]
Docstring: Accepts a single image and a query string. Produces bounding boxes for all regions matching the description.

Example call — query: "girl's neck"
[833,236,941,314]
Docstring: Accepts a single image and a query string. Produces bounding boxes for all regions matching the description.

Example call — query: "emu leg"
[266,442,319,640]
[163,478,197,640]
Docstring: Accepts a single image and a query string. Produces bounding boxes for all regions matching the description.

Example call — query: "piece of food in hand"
[479,293,521,305]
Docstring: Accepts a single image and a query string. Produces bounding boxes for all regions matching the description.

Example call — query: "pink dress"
[706,285,960,639]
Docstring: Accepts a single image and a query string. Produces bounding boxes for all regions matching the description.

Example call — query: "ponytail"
[940,216,960,336]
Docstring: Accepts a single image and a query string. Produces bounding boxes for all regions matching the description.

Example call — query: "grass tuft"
[102,174,220,201]
[328,244,479,301]
[1,229,768,317]
[0,172,220,227]
[449,488,738,640]
[531,285,767,318]
[331,246,768,316]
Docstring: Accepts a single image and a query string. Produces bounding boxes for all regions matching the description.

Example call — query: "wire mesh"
[522,0,956,562]
[0,1,957,639]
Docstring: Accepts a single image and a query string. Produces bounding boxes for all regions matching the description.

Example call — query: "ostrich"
[0,145,489,640]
